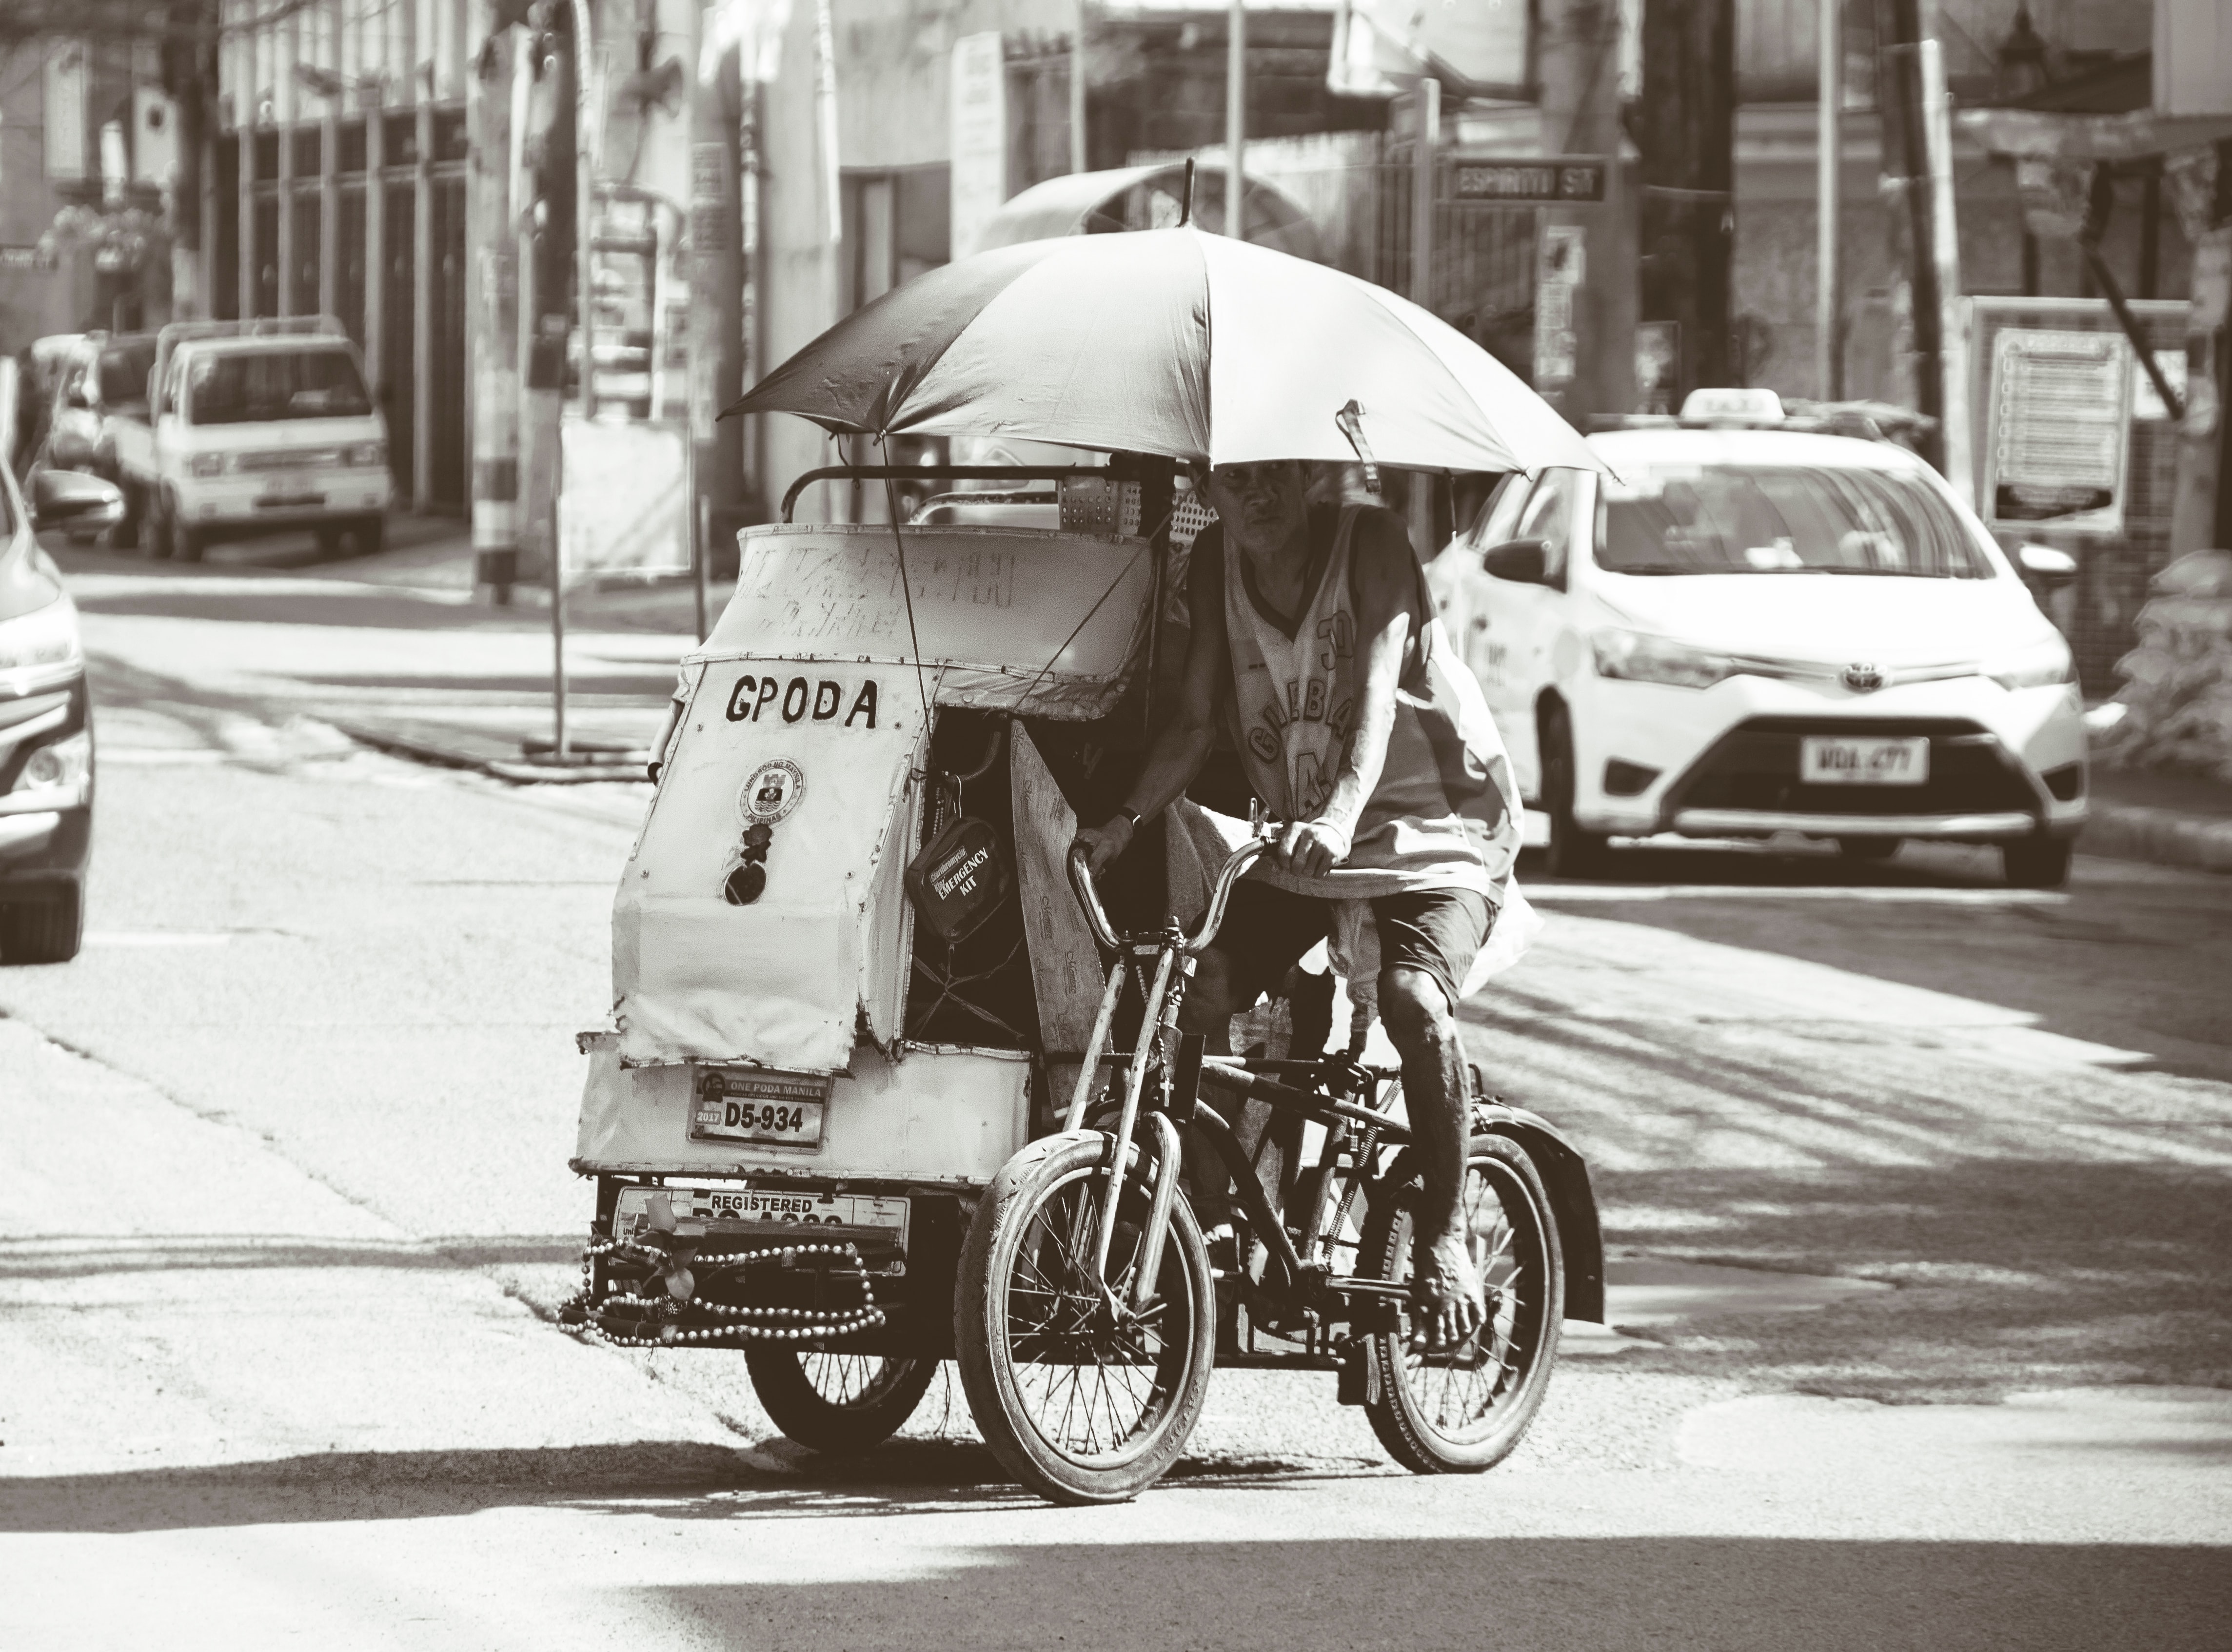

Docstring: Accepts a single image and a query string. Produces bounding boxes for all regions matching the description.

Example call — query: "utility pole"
[1538,0,1635,422]
[1816,0,1843,399]
[518,4,576,751]
[471,13,521,599]
[1226,0,1246,237]
[689,4,743,602]
[1875,0,1964,480]
[1071,1,1090,173]
[1636,0,1736,399]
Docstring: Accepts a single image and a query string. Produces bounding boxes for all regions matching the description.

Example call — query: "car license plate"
[612,1184,910,1248]
[1800,735,1929,786]
[689,1066,831,1149]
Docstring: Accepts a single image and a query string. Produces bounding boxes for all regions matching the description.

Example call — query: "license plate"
[1800,735,1929,786]
[689,1066,831,1148]
[255,492,325,509]
[612,1184,910,1248]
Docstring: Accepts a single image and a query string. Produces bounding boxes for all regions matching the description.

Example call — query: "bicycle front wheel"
[955,1130,1215,1505]
[1360,1132,1563,1474]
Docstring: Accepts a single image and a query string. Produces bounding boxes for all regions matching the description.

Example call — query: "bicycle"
[953,821,1601,1505]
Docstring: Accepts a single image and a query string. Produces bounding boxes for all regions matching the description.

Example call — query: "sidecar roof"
[691,523,1153,720]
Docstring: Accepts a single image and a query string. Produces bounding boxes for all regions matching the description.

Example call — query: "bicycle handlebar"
[1067,836,1268,956]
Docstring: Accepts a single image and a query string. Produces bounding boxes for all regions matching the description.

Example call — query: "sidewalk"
[69,514,733,784]
[2086,762,2232,876]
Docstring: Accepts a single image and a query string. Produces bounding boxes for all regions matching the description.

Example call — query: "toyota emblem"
[1843,663,1885,693]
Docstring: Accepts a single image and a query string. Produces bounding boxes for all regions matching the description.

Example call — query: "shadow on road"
[627,1537,2232,1652]
[1588,1160,2232,1400]
[1513,841,2232,1079]
[0,1436,1403,1534]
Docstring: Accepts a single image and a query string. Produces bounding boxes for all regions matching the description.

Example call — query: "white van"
[112,316,391,562]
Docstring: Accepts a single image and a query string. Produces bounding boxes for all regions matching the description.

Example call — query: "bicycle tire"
[955,1130,1216,1505]
[744,1347,938,1455]
[1360,1132,1563,1474]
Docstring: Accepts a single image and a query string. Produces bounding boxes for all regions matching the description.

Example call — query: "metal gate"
[1368,153,1538,378]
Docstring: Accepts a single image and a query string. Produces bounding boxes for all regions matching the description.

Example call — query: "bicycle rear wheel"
[955,1130,1215,1505]
[1360,1132,1563,1473]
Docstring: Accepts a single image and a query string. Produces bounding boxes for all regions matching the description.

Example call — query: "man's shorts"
[1205,881,1493,1016]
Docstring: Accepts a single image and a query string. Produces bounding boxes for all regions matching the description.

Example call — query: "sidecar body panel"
[575,1036,1029,1185]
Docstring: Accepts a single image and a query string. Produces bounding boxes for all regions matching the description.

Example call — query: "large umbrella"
[723,227,1604,476]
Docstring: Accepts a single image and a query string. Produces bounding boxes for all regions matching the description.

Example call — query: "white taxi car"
[1428,393,2088,887]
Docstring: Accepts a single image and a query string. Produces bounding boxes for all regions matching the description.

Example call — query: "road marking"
[1531,884,2071,905]
[84,931,237,946]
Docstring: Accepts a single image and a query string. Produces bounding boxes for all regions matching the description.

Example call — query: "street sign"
[1451,157,1607,205]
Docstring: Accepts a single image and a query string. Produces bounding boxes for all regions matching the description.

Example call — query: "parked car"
[112,315,390,563]
[1427,392,2088,888]
[39,332,158,543]
[0,463,119,962]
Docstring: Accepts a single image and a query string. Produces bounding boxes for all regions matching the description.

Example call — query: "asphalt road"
[3,560,2229,1648]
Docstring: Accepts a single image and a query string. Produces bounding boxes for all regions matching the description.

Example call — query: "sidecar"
[569,486,1171,1445]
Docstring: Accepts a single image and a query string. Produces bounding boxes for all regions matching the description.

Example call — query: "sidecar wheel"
[1360,1132,1563,1474]
[744,1347,937,1455]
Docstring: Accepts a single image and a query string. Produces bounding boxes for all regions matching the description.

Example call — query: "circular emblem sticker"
[738,760,805,825]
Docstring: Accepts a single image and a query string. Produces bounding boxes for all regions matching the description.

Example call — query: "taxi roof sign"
[1679,388,1785,423]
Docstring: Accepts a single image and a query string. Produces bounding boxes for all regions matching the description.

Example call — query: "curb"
[331,719,650,787]
[2081,804,2232,876]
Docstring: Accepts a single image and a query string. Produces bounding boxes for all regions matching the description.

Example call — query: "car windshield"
[186,347,372,426]
[99,342,156,408]
[1599,463,1994,578]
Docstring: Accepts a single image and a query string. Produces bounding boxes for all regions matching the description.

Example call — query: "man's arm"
[1280,509,1416,878]
[1075,529,1232,875]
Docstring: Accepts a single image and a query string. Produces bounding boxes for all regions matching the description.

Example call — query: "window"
[1515,473,1575,584]
[99,342,156,411]
[1599,464,1995,578]
[185,347,371,426]
[1464,472,1530,550]
[841,166,951,313]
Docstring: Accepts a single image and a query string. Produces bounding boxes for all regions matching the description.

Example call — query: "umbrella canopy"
[724,227,1604,476]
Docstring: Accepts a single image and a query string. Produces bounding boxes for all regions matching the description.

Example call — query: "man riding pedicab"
[1077,457,1523,1352]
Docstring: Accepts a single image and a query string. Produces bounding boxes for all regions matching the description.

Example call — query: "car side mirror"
[2015,543,2077,587]
[1481,537,1550,584]
[63,386,91,410]
[32,468,123,533]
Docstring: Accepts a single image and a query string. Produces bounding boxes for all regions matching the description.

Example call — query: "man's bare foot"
[1409,1230,1486,1352]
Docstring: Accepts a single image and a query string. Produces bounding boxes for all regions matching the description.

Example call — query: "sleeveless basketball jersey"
[1217,503,1521,900]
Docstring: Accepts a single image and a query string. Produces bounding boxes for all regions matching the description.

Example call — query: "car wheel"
[2002,837,2072,889]
[354,515,385,556]
[0,886,84,964]
[1837,836,1901,862]
[1541,704,1608,878]
[177,525,209,563]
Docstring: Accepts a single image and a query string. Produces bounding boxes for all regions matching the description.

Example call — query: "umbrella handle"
[1335,400,1382,495]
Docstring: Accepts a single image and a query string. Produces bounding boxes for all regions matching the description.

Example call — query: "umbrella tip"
[1180,158,1194,227]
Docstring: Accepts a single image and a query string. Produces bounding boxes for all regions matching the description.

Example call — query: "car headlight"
[0,595,82,680]
[1985,637,2074,691]
[344,441,387,469]
[13,730,90,798]
[1591,628,1738,689]
[188,452,227,478]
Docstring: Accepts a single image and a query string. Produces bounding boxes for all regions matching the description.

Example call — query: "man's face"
[1205,460,1308,555]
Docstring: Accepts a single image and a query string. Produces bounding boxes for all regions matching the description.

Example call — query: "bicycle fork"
[1065,936,1193,1316]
